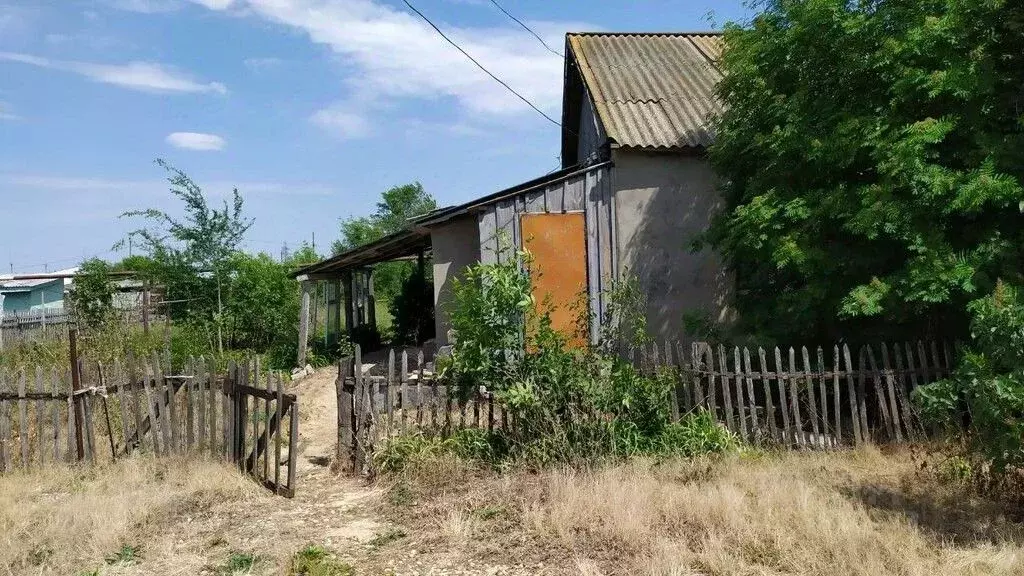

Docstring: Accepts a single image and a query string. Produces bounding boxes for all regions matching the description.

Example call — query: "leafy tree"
[67,258,116,330]
[708,0,1024,343]
[332,182,437,303]
[120,159,253,353]
[224,252,300,351]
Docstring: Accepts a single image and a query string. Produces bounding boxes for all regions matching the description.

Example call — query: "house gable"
[561,32,723,167]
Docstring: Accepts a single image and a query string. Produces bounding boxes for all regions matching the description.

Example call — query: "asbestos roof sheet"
[568,32,723,150]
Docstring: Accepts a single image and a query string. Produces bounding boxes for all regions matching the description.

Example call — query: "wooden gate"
[226,361,299,497]
[0,356,299,497]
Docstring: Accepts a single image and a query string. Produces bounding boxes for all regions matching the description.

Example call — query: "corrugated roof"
[567,32,723,150]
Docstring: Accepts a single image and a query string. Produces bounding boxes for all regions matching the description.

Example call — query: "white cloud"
[0,52,227,94]
[166,131,226,151]
[192,0,585,135]
[310,105,372,139]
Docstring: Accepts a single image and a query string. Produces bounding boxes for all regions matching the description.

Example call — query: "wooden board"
[520,212,588,347]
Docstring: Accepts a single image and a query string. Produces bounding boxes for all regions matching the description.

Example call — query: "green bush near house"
[381,254,739,471]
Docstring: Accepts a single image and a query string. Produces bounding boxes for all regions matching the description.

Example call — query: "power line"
[488,0,564,58]
[401,0,562,128]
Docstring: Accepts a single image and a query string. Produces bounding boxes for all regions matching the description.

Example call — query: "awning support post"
[297,280,312,367]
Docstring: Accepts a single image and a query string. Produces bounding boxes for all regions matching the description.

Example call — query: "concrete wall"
[612,150,733,343]
[431,214,481,346]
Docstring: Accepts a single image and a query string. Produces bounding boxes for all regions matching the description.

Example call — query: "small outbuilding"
[293,32,733,364]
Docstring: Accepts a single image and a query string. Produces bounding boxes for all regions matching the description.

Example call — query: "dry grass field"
[2,364,1022,575]
[380,447,1024,576]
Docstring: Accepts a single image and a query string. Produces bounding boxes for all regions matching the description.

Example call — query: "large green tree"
[709,0,1024,343]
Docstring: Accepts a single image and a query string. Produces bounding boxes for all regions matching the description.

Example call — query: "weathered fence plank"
[742,348,759,441]
[19,371,28,468]
[0,371,10,471]
[758,347,777,442]
[417,351,425,428]
[816,347,829,448]
[717,345,734,431]
[892,343,918,441]
[275,373,284,495]
[263,364,273,480]
[35,367,45,466]
[880,344,904,443]
[832,347,842,447]
[143,366,161,455]
[802,347,819,446]
[788,348,804,447]
[381,351,391,439]
[864,346,894,442]
[775,348,791,444]
[665,341,679,422]
[400,351,409,434]
[733,347,748,441]
[50,368,61,462]
[852,345,869,443]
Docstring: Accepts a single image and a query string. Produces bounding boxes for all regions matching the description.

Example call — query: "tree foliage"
[67,258,116,330]
[120,159,254,350]
[709,0,1024,342]
[117,161,316,368]
[332,182,436,303]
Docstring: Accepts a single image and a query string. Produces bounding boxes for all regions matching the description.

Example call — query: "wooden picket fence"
[336,339,954,472]
[0,356,299,497]
[638,340,954,447]
[336,346,506,474]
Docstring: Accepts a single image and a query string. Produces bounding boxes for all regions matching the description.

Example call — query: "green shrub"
[421,257,741,469]
[915,282,1024,479]
[657,410,739,457]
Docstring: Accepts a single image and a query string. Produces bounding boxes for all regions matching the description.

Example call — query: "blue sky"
[0,0,748,272]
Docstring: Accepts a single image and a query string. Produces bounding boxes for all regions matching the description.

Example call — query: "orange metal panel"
[521,213,588,347]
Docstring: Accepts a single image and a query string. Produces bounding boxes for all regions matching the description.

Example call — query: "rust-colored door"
[521,212,588,346]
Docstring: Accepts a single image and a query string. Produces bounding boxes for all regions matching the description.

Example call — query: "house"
[293,32,732,363]
[0,268,78,315]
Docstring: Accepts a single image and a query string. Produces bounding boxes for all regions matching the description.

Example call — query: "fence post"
[337,356,354,470]
[287,396,299,495]
[68,327,85,461]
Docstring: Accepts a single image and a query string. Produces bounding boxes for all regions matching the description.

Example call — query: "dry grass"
[0,454,263,575]
[385,448,1024,575]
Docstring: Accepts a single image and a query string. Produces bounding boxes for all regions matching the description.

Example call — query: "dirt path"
[106,365,533,575]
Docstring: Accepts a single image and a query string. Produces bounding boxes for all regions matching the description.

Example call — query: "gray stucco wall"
[612,150,733,343]
[431,215,481,346]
